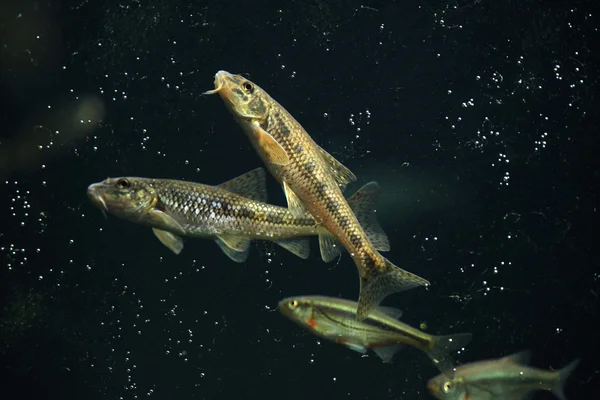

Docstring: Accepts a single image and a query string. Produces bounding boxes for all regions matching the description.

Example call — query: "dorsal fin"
[375,305,403,319]
[500,350,531,365]
[217,168,267,202]
[347,182,390,252]
[316,144,356,191]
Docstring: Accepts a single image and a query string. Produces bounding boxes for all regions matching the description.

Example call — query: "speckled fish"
[427,350,579,400]
[206,70,429,320]
[87,168,385,262]
[279,295,472,373]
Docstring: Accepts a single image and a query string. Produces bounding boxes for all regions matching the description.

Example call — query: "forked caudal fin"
[554,358,580,400]
[356,256,429,321]
[427,333,473,375]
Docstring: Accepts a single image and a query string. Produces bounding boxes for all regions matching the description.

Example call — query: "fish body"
[209,70,429,320]
[427,351,579,400]
[278,295,472,372]
[87,168,384,262]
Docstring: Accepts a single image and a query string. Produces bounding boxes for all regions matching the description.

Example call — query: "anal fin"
[274,237,310,259]
[372,344,405,364]
[153,228,184,255]
[347,181,390,252]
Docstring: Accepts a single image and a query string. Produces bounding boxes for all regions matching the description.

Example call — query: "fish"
[426,350,580,400]
[87,168,387,262]
[278,295,472,373]
[206,70,429,320]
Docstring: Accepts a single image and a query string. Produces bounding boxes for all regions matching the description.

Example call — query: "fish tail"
[427,333,473,375]
[356,255,429,321]
[553,358,580,400]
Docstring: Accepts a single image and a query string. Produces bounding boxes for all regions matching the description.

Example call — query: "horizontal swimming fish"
[278,295,472,373]
[207,70,429,320]
[87,168,387,262]
[427,350,579,400]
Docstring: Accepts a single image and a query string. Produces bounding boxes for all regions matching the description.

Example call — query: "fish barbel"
[87,168,385,261]
[279,295,472,373]
[207,70,429,320]
[427,351,579,400]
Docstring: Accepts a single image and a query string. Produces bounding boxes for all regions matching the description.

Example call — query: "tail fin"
[356,255,429,321]
[553,359,580,400]
[347,182,390,252]
[427,333,473,375]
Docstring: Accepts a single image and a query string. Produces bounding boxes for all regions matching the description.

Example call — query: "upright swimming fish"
[87,168,386,262]
[279,295,472,373]
[427,350,579,400]
[206,70,429,320]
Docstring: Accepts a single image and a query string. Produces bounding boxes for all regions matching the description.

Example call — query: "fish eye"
[442,381,453,393]
[243,82,254,93]
[288,300,299,309]
[116,178,130,189]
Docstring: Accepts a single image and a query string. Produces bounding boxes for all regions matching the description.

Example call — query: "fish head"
[207,70,271,123]
[278,296,315,326]
[427,373,467,400]
[87,177,157,222]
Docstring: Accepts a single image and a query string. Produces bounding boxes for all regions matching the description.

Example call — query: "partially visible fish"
[207,70,429,320]
[87,168,387,262]
[427,350,579,400]
[278,295,472,373]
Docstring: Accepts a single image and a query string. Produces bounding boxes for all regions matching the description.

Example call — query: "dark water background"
[1,0,598,398]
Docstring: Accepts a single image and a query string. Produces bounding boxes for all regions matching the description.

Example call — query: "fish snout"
[203,70,232,95]
[87,183,108,212]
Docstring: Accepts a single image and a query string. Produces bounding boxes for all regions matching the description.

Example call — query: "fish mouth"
[202,70,232,95]
[87,183,108,218]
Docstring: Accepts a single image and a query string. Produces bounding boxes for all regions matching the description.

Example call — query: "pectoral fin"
[148,209,186,235]
[252,122,290,166]
[316,144,356,191]
[283,180,308,217]
[153,228,184,255]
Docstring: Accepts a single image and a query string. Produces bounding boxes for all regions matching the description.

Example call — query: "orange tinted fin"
[252,122,290,166]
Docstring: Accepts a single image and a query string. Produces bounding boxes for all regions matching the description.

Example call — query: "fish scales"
[152,179,317,238]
